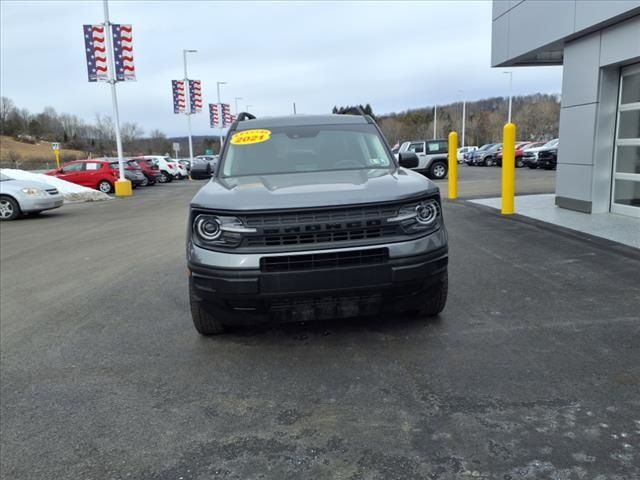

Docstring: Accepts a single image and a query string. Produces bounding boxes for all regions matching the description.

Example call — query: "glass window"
[621,72,640,104]
[222,124,392,177]
[85,162,101,170]
[615,145,640,174]
[408,142,424,153]
[618,110,640,139]
[613,179,640,207]
[62,163,83,173]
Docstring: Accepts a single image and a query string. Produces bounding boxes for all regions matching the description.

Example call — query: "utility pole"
[183,49,197,170]
[433,104,437,139]
[216,81,227,153]
[458,90,466,148]
[293,102,297,115]
[246,104,252,113]
[102,0,128,194]
[504,71,513,123]
[234,96,242,115]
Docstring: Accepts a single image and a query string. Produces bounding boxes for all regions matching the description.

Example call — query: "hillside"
[0,136,85,166]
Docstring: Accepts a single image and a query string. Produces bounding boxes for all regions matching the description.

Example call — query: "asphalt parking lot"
[1,168,639,479]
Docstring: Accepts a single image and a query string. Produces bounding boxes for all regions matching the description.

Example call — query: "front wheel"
[190,282,225,335]
[516,157,524,168]
[159,171,172,183]
[428,161,448,180]
[140,176,149,187]
[417,271,448,317]
[97,180,113,194]
[0,196,21,221]
[485,157,494,167]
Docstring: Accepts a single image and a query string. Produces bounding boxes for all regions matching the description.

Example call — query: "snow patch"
[1,169,111,203]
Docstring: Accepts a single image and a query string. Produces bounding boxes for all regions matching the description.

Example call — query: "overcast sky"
[1,1,562,137]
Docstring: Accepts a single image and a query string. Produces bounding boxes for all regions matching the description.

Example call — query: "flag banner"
[221,103,232,127]
[230,114,237,123]
[172,80,186,113]
[209,103,220,127]
[112,24,136,82]
[189,80,202,113]
[83,24,108,82]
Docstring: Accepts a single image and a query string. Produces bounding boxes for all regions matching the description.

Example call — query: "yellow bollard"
[501,122,516,214]
[115,179,133,197]
[448,131,458,199]
[54,150,60,169]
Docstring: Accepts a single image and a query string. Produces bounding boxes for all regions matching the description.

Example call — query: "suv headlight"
[20,187,45,197]
[192,214,256,248]
[387,198,441,234]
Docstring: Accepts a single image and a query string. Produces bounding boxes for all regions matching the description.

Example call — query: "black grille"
[261,248,388,272]
[538,151,554,159]
[45,188,59,195]
[242,203,402,248]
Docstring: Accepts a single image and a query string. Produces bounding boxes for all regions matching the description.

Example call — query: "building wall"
[492,1,640,214]
[492,0,640,66]
[556,16,640,213]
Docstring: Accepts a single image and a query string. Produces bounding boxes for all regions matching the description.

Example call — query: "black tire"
[97,180,113,194]
[140,176,149,187]
[417,271,448,317]
[485,157,494,167]
[528,165,537,169]
[516,157,524,168]
[159,171,172,183]
[0,196,21,221]
[428,161,448,180]
[190,283,225,335]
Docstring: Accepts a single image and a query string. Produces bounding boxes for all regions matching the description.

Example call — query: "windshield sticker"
[230,129,271,146]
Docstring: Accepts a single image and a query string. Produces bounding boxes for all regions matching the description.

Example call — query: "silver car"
[0,172,64,221]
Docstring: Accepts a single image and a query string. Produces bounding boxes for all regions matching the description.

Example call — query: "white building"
[492,1,640,217]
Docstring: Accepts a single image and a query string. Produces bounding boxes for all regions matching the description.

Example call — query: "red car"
[496,142,533,168]
[47,159,119,193]
[128,158,163,186]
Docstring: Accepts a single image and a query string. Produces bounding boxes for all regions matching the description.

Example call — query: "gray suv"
[186,113,448,334]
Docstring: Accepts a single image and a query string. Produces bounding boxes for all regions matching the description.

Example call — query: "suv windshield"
[221,124,393,177]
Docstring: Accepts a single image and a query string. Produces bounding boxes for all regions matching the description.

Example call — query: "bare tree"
[121,121,144,151]
[0,97,15,132]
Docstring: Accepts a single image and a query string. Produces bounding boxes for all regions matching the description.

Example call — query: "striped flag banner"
[112,24,136,82]
[230,114,237,123]
[172,80,186,114]
[221,103,232,127]
[209,103,220,127]
[189,80,202,113]
[83,24,108,82]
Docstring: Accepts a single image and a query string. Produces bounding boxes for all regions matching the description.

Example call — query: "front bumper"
[188,229,448,323]
[19,195,64,213]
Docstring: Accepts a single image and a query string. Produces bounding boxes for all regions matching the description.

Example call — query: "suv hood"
[191,168,439,211]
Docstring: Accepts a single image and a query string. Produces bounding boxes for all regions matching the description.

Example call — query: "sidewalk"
[469,193,640,249]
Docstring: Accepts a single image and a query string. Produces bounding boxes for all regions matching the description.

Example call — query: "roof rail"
[337,106,373,124]
[236,112,256,121]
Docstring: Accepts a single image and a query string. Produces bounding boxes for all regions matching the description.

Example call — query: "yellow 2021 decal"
[230,129,271,146]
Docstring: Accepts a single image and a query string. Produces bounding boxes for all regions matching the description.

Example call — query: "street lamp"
[216,81,227,153]
[183,49,197,169]
[458,90,466,148]
[246,104,253,112]
[503,71,513,123]
[234,96,243,115]
[433,104,437,140]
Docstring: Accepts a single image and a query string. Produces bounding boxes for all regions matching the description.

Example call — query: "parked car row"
[44,154,217,194]
[463,139,559,170]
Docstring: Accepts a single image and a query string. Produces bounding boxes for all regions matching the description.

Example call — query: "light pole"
[216,81,227,153]
[433,104,437,139]
[234,96,243,115]
[503,71,513,123]
[183,49,197,170]
[102,0,127,194]
[246,104,252,113]
[458,90,466,148]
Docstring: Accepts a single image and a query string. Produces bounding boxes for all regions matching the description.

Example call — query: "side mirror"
[398,152,419,169]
